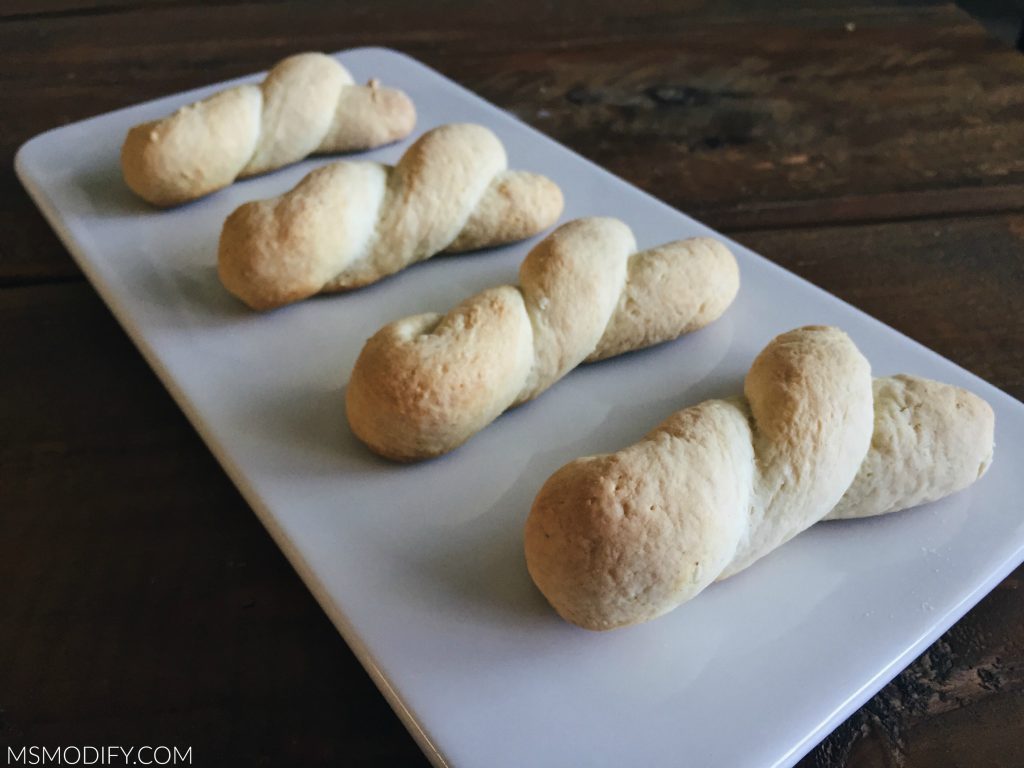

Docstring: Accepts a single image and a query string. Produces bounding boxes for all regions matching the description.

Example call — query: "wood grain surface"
[1,2,1022,766]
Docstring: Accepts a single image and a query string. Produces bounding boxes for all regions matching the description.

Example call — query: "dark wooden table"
[2,2,1023,766]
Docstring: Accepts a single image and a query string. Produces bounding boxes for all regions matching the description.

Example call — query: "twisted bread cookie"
[121,52,416,206]
[219,123,564,310]
[525,326,996,630]
[347,217,740,461]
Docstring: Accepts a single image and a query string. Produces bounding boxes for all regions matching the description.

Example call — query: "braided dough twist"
[525,326,996,630]
[346,217,740,461]
[121,52,416,206]
[218,123,564,310]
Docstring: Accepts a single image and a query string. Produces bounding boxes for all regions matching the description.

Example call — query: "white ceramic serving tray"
[16,48,1024,768]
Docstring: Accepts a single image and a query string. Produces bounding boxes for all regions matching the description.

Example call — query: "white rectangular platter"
[16,48,1024,768]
